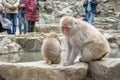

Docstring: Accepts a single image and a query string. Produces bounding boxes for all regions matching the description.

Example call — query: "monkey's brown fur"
[41,32,61,64]
[60,16,111,66]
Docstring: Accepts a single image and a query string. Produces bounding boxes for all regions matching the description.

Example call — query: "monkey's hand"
[63,62,73,66]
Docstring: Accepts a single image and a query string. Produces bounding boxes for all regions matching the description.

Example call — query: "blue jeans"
[6,13,17,34]
[86,11,95,25]
[18,12,28,34]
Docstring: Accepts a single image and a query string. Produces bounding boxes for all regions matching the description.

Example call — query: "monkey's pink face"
[62,26,71,36]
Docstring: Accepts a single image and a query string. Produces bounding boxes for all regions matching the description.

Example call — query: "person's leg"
[86,12,90,23]
[6,14,12,34]
[89,12,95,25]
[12,13,17,34]
[18,12,22,34]
[22,12,28,34]
[28,21,31,32]
[83,13,88,22]
[31,21,35,32]
[28,21,35,32]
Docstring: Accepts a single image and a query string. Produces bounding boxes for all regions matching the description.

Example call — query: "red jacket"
[25,0,39,22]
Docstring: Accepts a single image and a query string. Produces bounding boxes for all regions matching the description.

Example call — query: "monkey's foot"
[47,61,52,65]
[79,58,90,63]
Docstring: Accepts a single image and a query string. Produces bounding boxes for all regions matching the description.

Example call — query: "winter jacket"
[25,0,39,22]
[3,0,20,13]
[83,0,98,14]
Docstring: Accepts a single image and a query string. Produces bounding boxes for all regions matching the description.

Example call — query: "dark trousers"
[28,21,35,32]
[0,22,6,32]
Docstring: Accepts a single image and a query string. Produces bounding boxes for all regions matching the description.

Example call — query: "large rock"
[0,35,22,54]
[7,42,22,53]
[15,37,43,52]
[89,58,120,80]
[0,61,88,80]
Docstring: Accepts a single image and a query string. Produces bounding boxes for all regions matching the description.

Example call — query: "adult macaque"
[59,16,111,66]
[41,32,61,64]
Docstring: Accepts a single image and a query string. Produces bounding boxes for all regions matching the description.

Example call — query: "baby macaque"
[41,32,61,64]
[59,16,111,66]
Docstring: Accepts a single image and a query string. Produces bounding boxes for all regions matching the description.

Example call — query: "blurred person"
[3,0,19,34]
[18,0,28,34]
[83,0,98,25]
[25,0,39,32]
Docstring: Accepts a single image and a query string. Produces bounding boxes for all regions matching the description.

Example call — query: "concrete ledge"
[0,61,88,80]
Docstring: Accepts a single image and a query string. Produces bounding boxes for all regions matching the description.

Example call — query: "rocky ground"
[0,0,120,80]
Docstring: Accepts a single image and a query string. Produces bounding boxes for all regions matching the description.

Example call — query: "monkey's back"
[76,20,110,56]
[41,38,61,62]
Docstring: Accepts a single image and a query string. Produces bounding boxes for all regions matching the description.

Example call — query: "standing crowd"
[0,0,43,35]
